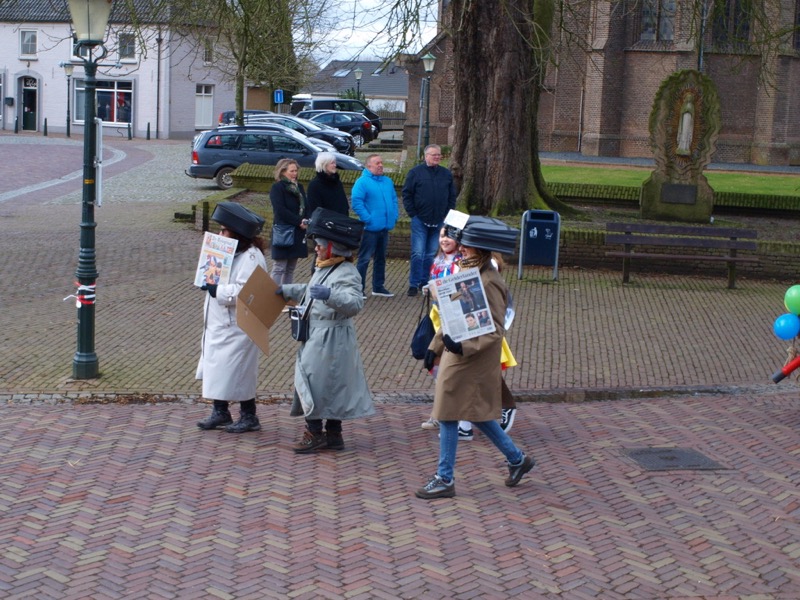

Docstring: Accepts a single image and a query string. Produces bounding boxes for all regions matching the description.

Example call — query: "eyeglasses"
[426,153,442,157]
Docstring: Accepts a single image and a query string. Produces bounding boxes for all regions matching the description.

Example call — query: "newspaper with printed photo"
[429,267,496,343]
[194,232,238,287]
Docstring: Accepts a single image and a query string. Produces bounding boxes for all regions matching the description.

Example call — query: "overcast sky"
[313,0,438,66]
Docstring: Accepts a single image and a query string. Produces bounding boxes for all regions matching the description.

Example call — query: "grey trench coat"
[282,261,375,420]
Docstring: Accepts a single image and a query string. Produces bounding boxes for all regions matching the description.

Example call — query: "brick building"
[403,1,800,166]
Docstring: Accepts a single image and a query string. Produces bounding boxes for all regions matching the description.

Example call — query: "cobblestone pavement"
[1,131,800,598]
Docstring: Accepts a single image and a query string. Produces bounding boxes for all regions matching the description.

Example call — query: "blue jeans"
[357,229,389,292]
[409,217,441,288]
[436,420,524,482]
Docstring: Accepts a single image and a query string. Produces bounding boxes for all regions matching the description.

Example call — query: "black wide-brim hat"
[447,216,519,255]
[306,207,364,249]
[211,202,265,239]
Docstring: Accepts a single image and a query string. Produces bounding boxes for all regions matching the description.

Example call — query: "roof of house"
[0,0,168,24]
[304,60,408,100]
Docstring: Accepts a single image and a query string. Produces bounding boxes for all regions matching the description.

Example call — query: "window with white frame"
[72,39,91,60]
[20,30,37,57]
[195,84,214,129]
[203,41,213,64]
[118,33,136,61]
[75,79,133,124]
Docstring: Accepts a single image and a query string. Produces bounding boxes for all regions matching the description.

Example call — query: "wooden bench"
[605,222,759,289]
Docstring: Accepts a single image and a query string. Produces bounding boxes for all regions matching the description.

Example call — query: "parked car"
[216,123,337,153]
[290,97,382,133]
[186,126,363,190]
[218,109,272,125]
[244,114,356,156]
[296,110,377,147]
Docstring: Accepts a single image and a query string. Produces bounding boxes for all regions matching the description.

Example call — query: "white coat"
[195,246,268,401]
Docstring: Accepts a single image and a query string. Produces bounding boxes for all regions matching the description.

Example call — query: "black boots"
[198,399,260,433]
[225,399,261,433]
[197,401,233,430]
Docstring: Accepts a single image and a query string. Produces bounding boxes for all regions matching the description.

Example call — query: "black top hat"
[448,216,519,255]
[306,207,364,249]
[211,202,265,239]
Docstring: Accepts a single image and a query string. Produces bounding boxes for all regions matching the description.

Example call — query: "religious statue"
[676,93,695,156]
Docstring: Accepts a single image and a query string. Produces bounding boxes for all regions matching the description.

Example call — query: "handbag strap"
[416,290,431,323]
[298,262,342,321]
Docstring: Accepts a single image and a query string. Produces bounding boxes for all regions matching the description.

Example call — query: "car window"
[205,134,239,150]
[314,114,333,125]
[271,135,308,154]
[239,134,270,151]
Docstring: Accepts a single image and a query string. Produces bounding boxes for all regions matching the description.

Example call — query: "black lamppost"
[354,67,363,99]
[66,0,113,379]
[421,53,436,147]
[60,62,74,137]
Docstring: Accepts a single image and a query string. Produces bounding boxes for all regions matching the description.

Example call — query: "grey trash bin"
[517,210,560,280]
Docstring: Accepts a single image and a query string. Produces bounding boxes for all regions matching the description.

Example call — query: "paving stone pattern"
[1,132,800,598]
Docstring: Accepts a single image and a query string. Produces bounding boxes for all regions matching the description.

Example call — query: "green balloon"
[785,285,800,315]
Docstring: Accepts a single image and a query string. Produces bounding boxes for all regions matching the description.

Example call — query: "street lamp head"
[354,67,363,82]
[67,0,113,45]
[421,52,436,74]
[63,63,75,77]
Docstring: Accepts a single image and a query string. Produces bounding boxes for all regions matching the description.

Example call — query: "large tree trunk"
[450,0,572,216]
[450,0,536,215]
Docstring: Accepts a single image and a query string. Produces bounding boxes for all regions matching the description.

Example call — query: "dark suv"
[290,97,382,133]
[244,114,356,155]
[296,110,377,147]
[186,127,363,190]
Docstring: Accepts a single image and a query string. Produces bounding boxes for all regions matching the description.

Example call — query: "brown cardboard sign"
[236,266,286,356]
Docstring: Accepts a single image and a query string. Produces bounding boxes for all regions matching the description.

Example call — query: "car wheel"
[352,133,365,148]
[215,167,234,190]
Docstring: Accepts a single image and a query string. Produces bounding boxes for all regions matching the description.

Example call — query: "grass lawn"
[541,165,800,196]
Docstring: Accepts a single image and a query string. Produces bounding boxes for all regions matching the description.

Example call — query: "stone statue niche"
[640,69,721,222]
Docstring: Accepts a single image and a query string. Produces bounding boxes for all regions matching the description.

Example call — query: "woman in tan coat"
[416,217,535,499]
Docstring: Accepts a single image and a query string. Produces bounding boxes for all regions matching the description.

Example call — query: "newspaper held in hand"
[429,267,496,343]
[194,232,238,287]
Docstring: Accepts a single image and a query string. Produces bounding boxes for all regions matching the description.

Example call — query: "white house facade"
[0,0,236,140]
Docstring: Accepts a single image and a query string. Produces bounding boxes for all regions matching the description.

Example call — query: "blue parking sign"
[273,89,284,104]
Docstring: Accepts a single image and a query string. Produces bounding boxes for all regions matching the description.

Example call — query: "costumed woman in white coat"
[276,210,374,453]
[196,202,268,433]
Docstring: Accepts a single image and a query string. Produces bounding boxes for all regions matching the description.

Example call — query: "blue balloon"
[773,313,800,340]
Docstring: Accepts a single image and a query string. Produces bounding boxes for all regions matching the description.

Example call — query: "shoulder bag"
[272,223,295,248]
[410,293,435,360]
[289,263,341,343]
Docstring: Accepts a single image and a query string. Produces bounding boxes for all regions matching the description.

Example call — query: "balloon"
[773,313,800,340]
[784,285,800,315]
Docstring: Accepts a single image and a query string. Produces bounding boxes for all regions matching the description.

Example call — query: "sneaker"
[421,417,439,430]
[407,286,419,297]
[293,429,327,454]
[500,408,517,433]
[225,414,261,433]
[505,454,535,487]
[197,408,233,430]
[326,431,345,451]
[458,426,473,440]
[372,287,395,297]
[415,474,455,499]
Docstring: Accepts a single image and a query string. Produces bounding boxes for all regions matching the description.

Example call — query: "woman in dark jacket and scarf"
[306,152,349,216]
[270,158,310,284]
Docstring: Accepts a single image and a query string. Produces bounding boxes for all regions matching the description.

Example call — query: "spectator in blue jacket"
[351,154,400,297]
[401,145,457,296]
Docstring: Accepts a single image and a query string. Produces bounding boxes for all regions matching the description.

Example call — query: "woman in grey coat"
[277,237,374,452]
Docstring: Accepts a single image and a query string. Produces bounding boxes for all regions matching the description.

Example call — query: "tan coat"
[430,265,507,422]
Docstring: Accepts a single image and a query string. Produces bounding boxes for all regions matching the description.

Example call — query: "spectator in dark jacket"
[401,144,457,296]
[307,152,349,216]
[270,159,309,284]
